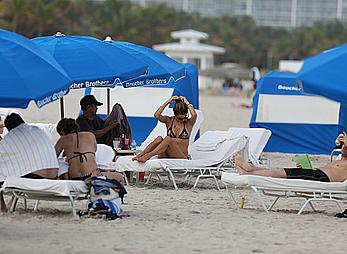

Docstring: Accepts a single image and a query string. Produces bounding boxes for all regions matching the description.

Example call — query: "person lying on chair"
[133,96,197,163]
[55,118,124,184]
[233,134,347,182]
[76,95,132,147]
[0,113,58,213]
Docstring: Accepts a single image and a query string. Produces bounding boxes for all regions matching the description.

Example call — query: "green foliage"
[1,0,347,69]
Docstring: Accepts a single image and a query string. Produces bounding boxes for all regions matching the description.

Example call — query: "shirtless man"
[234,135,347,182]
[55,118,124,183]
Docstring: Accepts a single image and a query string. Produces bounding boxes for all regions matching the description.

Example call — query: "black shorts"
[284,168,330,182]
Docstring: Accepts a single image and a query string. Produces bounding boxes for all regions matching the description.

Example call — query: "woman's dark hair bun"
[175,98,183,103]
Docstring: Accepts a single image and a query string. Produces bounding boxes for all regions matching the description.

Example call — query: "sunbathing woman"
[133,96,197,163]
[55,118,124,183]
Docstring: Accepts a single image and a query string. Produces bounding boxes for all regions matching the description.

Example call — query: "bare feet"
[132,155,139,161]
[233,154,254,172]
[136,154,151,163]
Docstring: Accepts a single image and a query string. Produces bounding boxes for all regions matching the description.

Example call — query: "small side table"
[114,149,141,156]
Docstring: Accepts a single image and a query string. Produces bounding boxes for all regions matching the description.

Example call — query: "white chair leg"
[123,172,129,186]
[212,176,221,191]
[157,174,163,183]
[24,198,27,210]
[166,169,178,190]
[10,196,19,212]
[336,200,344,212]
[34,200,40,211]
[192,175,201,189]
[68,195,78,218]
[251,186,269,213]
[225,185,239,208]
[298,199,312,215]
[308,200,317,212]
[145,173,153,184]
[267,196,280,211]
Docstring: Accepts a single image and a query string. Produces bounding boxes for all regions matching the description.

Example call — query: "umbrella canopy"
[32,33,149,89]
[0,29,71,108]
[297,43,347,103]
[104,37,186,88]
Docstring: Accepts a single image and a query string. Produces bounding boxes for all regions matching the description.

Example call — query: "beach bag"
[88,176,127,220]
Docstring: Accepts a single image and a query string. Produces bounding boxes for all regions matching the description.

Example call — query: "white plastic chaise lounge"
[221,172,347,215]
[1,177,88,217]
[115,130,250,190]
[228,128,271,165]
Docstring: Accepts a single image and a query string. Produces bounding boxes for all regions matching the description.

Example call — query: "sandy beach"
[1,95,346,254]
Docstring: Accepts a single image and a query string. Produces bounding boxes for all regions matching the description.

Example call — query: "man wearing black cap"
[76,95,132,147]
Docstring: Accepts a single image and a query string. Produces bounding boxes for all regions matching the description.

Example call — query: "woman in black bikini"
[133,96,197,163]
[55,118,124,183]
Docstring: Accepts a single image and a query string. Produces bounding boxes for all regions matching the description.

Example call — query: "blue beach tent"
[87,63,199,144]
[250,71,347,154]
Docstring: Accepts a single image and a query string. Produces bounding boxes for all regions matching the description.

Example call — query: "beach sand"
[1,95,346,254]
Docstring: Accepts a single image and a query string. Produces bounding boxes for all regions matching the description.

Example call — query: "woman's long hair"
[56,118,79,136]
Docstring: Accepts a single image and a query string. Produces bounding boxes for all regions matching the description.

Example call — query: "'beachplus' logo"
[277,85,300,91]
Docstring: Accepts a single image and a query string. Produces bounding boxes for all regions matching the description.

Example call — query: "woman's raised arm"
[154,96,178,123]
[180,96,197,125]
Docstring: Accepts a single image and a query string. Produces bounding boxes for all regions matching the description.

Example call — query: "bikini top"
[67,132,95,163]
[167,118,190,140]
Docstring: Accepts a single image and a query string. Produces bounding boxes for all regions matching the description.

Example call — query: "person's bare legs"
[0,191,7,213]
[234,154,287,178]
[233,154,261,172]
[137,137,186,163]
[133,136,163,161]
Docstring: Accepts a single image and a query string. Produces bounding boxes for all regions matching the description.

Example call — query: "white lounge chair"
[1,122,57,141]
[96,143,115,164]
[221,172,347,215]
[228,128,271,165]
[1,177,88,217]
[115,130,250,190]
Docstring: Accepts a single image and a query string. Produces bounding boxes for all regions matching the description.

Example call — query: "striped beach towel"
[0,123,59,181]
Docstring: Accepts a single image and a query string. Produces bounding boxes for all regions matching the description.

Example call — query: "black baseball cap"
[80,95,103,110]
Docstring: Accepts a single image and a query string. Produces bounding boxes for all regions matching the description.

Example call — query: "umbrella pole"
[60,97,65,119]
[107,88,111,115]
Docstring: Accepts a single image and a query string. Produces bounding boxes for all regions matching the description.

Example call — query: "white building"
[130,0,347,28]
[278,60,304,73]
[153,29,225,89]
[153,29,225,71]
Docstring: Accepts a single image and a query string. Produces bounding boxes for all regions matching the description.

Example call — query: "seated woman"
[133,96,197,163]
[55,118,124,184]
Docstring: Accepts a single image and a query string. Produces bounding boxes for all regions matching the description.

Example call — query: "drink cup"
[113,138,121,150]
[124,138,129,150]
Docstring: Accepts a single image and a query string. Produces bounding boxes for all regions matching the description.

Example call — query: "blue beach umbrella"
[103,36,186,88]
[0,29,71,109]
[32,33,149,89]
[297,43,347,103]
